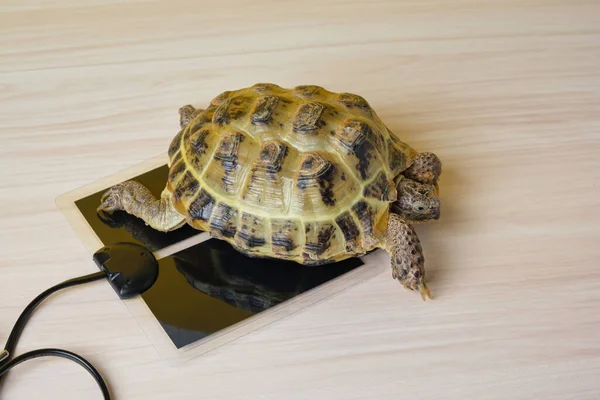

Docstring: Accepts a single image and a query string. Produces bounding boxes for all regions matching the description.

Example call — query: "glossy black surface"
[74,167,365,349]
[143,239,363,348]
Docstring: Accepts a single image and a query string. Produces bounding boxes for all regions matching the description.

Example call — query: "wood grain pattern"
[1,0,600,399]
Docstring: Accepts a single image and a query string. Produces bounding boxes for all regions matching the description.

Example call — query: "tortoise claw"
[97,183,127,213]
[418,282,432,301]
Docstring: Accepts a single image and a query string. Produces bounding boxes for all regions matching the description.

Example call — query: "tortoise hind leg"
[97,180,186,232]
[178,105,203,129]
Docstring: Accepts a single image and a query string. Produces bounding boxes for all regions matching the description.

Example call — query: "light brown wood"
[2,0,600,398]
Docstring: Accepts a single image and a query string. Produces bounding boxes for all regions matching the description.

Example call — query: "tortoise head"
[392,179,440,222]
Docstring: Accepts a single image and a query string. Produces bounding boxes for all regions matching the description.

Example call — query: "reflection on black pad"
[142,239,363,348]
[73,165,365,349]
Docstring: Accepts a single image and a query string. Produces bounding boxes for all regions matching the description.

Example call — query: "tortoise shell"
[165,83,417,265]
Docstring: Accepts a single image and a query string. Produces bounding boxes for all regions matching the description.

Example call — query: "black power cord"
[1,350,111,400]
[0,242,159,399]
[0,272,111,398]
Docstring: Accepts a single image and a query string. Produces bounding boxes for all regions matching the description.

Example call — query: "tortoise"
[97,83,442,300]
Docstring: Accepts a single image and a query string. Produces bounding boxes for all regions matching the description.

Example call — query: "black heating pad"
[74,165,364,349]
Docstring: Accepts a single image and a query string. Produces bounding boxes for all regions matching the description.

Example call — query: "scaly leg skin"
[404,152,442,186]
[178,105,202,129]
[386,213,432,301]
[97,180,186,232]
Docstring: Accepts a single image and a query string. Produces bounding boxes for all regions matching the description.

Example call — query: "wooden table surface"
[1,1,599,399]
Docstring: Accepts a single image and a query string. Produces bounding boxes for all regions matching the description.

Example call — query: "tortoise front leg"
[403,152,442,186]
[97,180,186,232]
[386,213,431,300]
